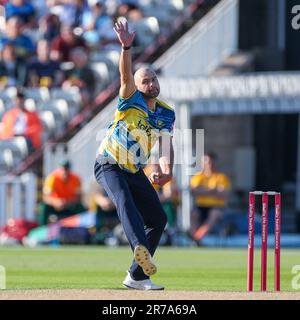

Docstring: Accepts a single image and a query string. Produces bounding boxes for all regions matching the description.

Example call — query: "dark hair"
[61,160,71,169]
[16,87,25,98]
[205,152,218,161]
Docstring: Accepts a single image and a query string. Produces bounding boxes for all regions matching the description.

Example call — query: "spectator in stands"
[38,13,61,42]
[38,160,86,226]
[4,0,36,26]
[89,179,119,237]
[0,17,36,58]
[51,23,87,62]
[59,0,87,28]
[190,152,231,243]
[116,0,144,22]
[0,43,27,87]
[82,0,119,49]
[62,47,95,105]
[27,39,63,88]
[0,87,43,150]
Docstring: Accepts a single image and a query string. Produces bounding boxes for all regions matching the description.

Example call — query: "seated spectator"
[89,179,118,235]
[4,0,36,26]
[82,0,119,50]
[116,0,144,22]
[190,152,231,243]
[0,16,36,58]
[0,43,27,87]
[27,39,63,88]
[38,160,86,226]
[59,0,87,28]
[62,47,95,105]
[38,13,61,42]
[0,87,43,150]
[51,23,87,62]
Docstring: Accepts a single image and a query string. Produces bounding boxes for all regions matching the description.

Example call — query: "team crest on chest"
[157,119,164,127]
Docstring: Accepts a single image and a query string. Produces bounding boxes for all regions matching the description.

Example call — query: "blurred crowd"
[0,0,146,93]
[0,0,148,150]
[0,1,234,246]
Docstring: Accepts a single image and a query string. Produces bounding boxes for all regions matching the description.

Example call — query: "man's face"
[202,155,214,171]
[7,18,21,38]
[16,96,25,110]
[135,69,160,99]
[61,168,70,180]
[2,45,15,61]
[71,49,88,67]
[61,26,74,42]
[37,40,49,61]
[12,0,24,6]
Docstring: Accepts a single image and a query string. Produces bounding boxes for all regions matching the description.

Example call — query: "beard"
[143,88,160,99]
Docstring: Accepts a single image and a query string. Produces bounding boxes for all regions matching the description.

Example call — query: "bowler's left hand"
[149,172,172,186]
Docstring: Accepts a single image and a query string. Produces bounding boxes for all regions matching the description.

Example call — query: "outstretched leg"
[127,169,167,280]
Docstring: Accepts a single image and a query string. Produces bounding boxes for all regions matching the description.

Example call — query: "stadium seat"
[105,50,121,68]
[0,99,5,119]
[142,0,184,31]
[5,87,17,100]
[40,101,69,125]
[139,0,154,6]
[24,88,50,102]
[24,98,37,112]
[40,110,57,138]
[0,137,29,162]
[131,17,160,48]
[50,88,82,105]
[0,93,14,111]
[52,99,70,121]
[90,62,112,91]
[0,149,13,174]
[160,0,184,15]
[90,50,120,69]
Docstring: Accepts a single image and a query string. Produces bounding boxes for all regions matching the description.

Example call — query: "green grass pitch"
[0,246,299,291]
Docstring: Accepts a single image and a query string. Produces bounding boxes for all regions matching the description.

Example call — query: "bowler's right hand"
[113,20,136,48]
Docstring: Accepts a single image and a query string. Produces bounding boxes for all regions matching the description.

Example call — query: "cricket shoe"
[122,272,164,290]
[134,245,157,276]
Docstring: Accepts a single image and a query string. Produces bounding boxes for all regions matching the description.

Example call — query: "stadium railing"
[0,173,37,229]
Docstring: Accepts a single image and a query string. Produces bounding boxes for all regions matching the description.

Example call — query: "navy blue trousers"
[94,161,167,280]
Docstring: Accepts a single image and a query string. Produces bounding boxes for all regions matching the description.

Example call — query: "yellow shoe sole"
[134,245,157,276]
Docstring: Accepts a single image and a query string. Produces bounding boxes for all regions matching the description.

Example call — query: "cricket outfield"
[0,246,299,300]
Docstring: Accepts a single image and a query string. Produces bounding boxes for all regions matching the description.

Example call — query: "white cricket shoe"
[122,272,164,290]
[134,245,157,276]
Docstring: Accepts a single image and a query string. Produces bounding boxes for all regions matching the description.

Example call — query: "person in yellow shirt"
[190,152,231,242]
[94,21,175,290]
